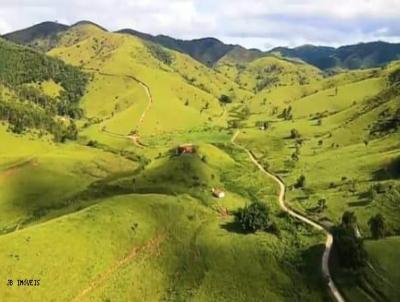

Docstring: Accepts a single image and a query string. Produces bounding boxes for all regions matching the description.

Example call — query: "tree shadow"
[347,200,372,207]
[372,157,400,180]
[298,243,331,300]
[220,221,251,234]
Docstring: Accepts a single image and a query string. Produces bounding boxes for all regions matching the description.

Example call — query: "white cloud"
[0,0,399,49]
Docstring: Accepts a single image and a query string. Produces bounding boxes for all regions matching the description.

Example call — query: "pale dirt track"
[71,234,163,302]
[231,130,345,302]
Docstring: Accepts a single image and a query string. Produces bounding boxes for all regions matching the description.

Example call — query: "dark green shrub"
[234,201,270,233]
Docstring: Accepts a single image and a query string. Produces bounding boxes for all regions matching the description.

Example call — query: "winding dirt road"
[231,131,345,302]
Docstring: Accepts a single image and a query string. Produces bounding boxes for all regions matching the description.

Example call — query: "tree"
[280,106,293,120]
[334,211,367,269]
[290,128,301,139]
[318,199,327,210]
[234,201,270,233]
[334,225,367,269]
[65,120,78,141]
[219,94,232,104]
[368,214,386,239]
[294,175,306,189]
[342,211,357,229]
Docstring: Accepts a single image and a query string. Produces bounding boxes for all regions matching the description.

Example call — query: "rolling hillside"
[46,23,252,142]
[235,60,400,301]
[0,19,399,302]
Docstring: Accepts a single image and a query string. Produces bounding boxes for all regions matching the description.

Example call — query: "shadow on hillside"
[3,166,141,232]
[347,200,371,207]
[299,244,326,284]
[373,157,400,180]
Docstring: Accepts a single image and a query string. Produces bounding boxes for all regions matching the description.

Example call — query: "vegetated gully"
[231,130,345,302]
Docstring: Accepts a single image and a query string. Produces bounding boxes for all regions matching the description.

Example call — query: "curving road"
[231,130,345,302]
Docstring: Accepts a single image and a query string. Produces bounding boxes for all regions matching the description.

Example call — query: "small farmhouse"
[176,144,196,155]
[212,187,225,199]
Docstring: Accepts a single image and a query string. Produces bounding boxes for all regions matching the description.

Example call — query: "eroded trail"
[71,234,163,302]
[231,130,345,302]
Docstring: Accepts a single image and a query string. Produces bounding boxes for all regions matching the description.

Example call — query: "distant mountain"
[118,29,236,66]
[4,21,400,70]
[71,20,108,32]
[219,46,264,64]
[2,21,69,50]
[270,42,400,70]
[2,21,107,51]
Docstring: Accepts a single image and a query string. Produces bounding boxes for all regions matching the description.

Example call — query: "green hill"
[46,23,251,144]
[216,54,323,93]
[2,21,69,51]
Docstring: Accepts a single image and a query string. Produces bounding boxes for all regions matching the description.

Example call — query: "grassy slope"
[0,125,137,232]
[48,24,251,145]
[364,237,400,301]
[0,138,328,301]
[235,61,400,301]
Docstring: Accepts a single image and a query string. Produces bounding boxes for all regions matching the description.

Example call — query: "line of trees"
[0,97,78,142]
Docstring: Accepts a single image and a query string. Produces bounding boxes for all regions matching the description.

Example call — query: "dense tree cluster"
[234,201,271,233]
[0,39,88,104]
[146,43,174,65]
[0,39,88,141]
[0,97,77,142]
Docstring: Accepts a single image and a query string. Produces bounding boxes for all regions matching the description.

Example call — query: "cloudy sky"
[1,0,400,50]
